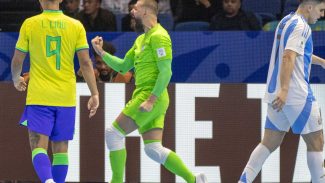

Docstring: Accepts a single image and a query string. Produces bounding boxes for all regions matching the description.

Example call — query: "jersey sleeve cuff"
[15,47,28,53]
[76,46,89,52]
[285,46,303,56]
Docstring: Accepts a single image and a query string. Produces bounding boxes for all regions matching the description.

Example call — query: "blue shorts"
[19,105,76,141]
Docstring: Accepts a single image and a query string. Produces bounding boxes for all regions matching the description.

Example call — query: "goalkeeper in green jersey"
[91,0,208,182]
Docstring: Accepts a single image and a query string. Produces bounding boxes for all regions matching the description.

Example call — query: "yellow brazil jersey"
[16,10,89,106]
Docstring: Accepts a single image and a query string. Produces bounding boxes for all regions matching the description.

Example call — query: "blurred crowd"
[52,0,320,31]
[1,0,325,84]
[2,0,324,32]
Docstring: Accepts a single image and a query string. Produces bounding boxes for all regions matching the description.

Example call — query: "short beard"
[134,18,144,33]
[99,73,111,82]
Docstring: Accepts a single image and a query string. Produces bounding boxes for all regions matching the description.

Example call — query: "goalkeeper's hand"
[139,95,157,112]
[91,36,105,56]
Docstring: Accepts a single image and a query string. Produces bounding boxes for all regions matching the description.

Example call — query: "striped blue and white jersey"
[264,13,315,105]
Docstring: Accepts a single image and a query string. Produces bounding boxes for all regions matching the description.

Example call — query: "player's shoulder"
[61,14,84,28]
[290,14,309,30]
[150,25,171,42]
[156,24,170,36]
[22,13,43,25]
[135,33,145,43]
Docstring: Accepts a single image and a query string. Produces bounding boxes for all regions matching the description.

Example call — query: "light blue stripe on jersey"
[300,15,307,37]
[292,101,312,134]
[303,35,316,102]
[303,27,310,38]
[265,117,281,131]
[283,19,298,46]
[268,14,296,93]
[302,24,308,38]
[239,173,247,183]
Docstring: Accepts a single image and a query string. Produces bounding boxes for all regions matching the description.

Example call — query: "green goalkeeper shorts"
[122,86,169,134]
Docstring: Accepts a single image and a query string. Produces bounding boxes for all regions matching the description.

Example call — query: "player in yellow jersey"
[92,0,208,182]
[11,0,99,183]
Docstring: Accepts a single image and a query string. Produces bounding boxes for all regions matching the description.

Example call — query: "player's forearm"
[101,52,130,74]
[11,60,23,82]
[312,54,325,69]
[151,60,172,97]
[280,54,295,92]
[80,61,99,96]
[11,50,26,81]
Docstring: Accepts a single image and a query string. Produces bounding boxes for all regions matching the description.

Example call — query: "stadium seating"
[310,20,325,31]
[254,13,263,27]
[0,0,40,11]
[158,13,174,31]
[282,0,299,17]
[114,13,173,32]
[0,11,39,31]
[174,21,210,31]
[263,20,280,31]
[242,0,281,15]
[115,13,127,32]
[242,0,281,24]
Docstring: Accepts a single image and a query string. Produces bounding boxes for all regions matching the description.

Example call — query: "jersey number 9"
[46,35,61,70]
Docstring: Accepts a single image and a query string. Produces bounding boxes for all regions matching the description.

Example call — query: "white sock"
[307,151,325,183]
[239,143,271,183]
[45,179,55,183]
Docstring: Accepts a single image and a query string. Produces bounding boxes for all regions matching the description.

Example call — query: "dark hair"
[129,0,137,6]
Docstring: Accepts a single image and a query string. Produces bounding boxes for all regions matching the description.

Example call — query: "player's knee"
[105,125,125,151]
[305,133,324,151]
[261,131,285,152]
[302,130,324,151]
[144,142,171,164]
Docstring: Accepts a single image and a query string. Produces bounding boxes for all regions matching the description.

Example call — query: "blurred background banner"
[1,31,325,83]
[1,83,325,182]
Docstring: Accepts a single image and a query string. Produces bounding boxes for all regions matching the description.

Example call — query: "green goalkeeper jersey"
[126,23,172,87]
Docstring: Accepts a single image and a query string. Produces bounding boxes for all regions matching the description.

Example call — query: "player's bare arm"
[272,49,297,111]
[77,49,99,118]
[312,54,325,68]
[11,49,27,91]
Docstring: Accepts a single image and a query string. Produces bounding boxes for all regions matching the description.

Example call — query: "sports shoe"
[195,173,208,183]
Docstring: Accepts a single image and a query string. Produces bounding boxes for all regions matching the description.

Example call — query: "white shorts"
[265,101,323,134]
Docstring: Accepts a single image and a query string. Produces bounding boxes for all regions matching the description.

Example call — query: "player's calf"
[105,123,127,183]
[32,148,54,183]
[303,130,325,183]
[239,143,271,183]
[144,141,197,183]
